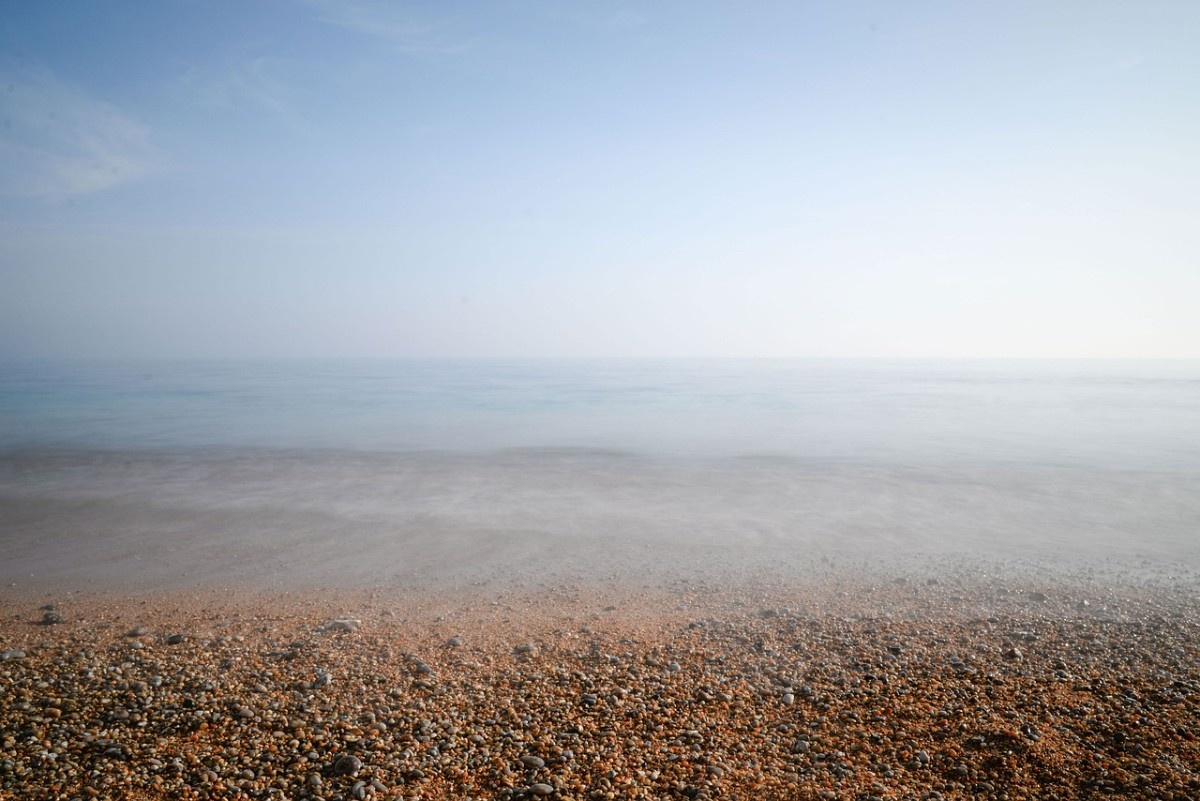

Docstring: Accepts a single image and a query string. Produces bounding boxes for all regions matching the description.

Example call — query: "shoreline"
[3,573,1198,799]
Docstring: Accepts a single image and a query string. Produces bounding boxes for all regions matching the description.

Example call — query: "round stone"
[333,754,363,776]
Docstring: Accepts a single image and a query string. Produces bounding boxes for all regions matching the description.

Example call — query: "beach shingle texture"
[1,577,1198,800]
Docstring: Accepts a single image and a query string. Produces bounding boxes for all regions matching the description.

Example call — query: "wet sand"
[3,566,1199,800]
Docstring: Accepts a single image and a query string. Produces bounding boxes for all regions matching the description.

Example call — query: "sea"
[2,358,1198,588]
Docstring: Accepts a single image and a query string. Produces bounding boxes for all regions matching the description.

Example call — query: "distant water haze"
[1,359,1198,590]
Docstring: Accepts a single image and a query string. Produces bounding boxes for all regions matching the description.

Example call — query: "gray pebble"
[321,618,360,633]
[0,649,25,661]
[529,783,555,796]
[520,755,545,768]
[332,753,363,776]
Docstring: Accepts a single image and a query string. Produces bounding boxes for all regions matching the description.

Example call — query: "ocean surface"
[2,358,1198,588]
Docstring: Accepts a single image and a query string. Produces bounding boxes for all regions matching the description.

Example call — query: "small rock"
[164,634,185,645]
[333,754,363,776]
[529,783,555,796]
[321,619,361,633]
[520,755,545,769]
[41,610,64,625]
[125,627,149,637]
[446,636,463,648]
[0,649,25,661]
[514,643,537,656]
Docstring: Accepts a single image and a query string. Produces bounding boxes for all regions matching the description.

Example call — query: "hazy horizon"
[4,2,1199,360]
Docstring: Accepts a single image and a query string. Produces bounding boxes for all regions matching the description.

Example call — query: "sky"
[1,1,1198,359]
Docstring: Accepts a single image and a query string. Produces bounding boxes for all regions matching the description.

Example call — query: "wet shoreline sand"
[3,567,1199,800]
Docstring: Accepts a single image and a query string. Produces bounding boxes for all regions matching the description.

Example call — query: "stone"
[520,755,546,768]
[332,754,363,776]
[0,649,25,661]
[321,619,361,633]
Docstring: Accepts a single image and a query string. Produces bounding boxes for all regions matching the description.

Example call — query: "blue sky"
[2,1,1198,358]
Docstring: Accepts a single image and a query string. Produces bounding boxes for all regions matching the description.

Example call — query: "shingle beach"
[3,566,1198,800]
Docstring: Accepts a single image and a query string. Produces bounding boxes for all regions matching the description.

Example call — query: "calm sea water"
[2,358,1198,584]
[3,358,1199,467]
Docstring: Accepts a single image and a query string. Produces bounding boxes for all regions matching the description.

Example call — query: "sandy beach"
[3,561,1199,800]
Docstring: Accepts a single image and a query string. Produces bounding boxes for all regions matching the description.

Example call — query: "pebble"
[0,649,24,661]
[520,755,546,768]
[529,783,555,796]
[333,754,363,776]
[40,610,64,625]
[321,618,361,633]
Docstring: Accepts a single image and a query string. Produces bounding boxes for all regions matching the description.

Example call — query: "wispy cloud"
[0,69,163,199]
[302,0,469,55]
[182,54,297,116]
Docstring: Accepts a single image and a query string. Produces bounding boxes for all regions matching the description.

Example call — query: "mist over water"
[2,359,1198,589]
